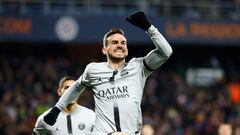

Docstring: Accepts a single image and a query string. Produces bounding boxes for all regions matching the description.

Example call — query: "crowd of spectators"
[0,44,240,135]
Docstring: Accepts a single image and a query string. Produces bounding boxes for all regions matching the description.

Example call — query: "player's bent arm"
[144,25,173,70]
[44,64,92,126]
[55,75,87,110]
[125,11,172,70]
[43,75,88,126]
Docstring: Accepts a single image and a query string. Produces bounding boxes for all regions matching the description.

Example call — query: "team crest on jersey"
[78,123,85,130]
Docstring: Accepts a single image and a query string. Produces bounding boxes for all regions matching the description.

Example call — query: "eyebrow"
[111,39,126,43]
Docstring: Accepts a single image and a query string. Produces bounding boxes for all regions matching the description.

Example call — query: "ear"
[102,47,107,55]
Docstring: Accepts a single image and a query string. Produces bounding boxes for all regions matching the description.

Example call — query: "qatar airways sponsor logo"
[97,85,130,100]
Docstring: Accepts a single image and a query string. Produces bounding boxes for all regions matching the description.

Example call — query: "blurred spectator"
[218,124,232,135]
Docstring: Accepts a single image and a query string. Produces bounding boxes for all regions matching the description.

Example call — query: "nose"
[115,42,123,47]
[117,44,123,47]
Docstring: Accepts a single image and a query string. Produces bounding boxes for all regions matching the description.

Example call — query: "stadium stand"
[0,0,239,20]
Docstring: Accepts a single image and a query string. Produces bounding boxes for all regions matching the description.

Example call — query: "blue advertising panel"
[0,14,240,45]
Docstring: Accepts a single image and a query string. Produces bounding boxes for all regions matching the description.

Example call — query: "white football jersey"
[81,57,150,135]
[55,25,173,135]
[33,105,96,135]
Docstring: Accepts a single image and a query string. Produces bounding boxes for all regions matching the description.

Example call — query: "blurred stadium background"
[0,0,240,134]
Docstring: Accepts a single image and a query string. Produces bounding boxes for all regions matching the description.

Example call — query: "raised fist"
[126,11,151,31]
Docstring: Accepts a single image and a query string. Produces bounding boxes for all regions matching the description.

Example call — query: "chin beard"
[108,54,126,62]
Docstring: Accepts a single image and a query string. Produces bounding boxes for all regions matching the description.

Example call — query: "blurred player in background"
[32,76,96,135]
[43,11,173,135]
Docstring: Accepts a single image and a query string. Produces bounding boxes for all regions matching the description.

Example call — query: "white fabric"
[33,105,96,135]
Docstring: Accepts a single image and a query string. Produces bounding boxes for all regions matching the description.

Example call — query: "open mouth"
[115,49,124,54]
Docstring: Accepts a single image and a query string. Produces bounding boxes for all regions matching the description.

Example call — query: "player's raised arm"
[126,11,173,71]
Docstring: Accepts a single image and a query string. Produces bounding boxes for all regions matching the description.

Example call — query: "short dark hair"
[58,76,75,88]
[103,28,125,47]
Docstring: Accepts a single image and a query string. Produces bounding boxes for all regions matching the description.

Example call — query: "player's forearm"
[55,77,87,110]
[146,25,173,57]
[143,25,173,70]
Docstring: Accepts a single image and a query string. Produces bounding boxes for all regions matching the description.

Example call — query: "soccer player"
[32,76,96,135]
[43,11,173,135]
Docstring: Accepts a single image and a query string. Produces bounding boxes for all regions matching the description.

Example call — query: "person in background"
[32,76,96,135]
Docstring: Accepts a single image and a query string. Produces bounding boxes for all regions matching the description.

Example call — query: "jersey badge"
[78,123,86,130]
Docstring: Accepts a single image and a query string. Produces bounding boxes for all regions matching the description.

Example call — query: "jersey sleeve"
[143,25,173,71]
[55,63,93,110]
[81,63,94,87]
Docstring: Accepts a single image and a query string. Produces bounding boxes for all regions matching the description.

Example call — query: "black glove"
[43,106,61,126]
[126,11,151,31]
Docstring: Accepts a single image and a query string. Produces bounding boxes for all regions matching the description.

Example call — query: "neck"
[108,60,125,70]
[63,102,77,114]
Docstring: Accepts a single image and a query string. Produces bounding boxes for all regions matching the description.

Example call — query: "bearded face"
[102,33,128,62]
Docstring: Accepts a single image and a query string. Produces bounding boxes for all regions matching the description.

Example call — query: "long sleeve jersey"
[55,25,173,135]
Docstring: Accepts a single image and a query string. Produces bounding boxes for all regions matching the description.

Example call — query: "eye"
[112,41,118,44]
[64,86,70,90]
[121,41,126,45]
